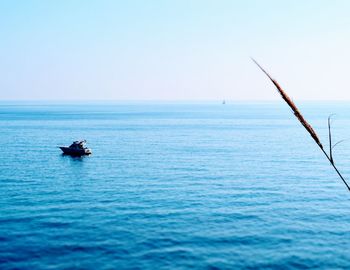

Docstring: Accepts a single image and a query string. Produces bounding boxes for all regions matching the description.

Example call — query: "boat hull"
[59,147,91,156]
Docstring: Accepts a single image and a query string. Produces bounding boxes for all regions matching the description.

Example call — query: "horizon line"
[1,99,350,103]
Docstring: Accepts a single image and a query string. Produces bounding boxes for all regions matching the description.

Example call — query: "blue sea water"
[1,101,350,269]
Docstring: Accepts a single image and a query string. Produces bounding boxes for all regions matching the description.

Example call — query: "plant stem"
[320,147,350,191]
[328,116,334,164]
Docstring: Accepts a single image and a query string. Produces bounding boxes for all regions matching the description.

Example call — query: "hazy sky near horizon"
[1,0,350,101]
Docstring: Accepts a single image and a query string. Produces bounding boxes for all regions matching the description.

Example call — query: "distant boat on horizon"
[222,100,226,105]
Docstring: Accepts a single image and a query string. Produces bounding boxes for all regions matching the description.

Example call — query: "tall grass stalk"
[253,59,350,191]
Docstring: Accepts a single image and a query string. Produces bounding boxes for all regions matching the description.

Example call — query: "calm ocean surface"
[2,101,350,269]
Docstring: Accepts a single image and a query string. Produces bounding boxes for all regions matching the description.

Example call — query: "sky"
[1,0,350,101]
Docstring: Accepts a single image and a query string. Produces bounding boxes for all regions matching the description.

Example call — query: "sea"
[1,101,350,269]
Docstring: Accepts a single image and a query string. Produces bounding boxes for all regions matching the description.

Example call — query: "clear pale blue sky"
[1,0,350,100]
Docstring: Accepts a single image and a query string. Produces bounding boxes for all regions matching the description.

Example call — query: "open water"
[1,102,350,269]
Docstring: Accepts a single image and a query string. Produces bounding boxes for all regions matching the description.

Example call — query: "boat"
[59,140,92,156]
